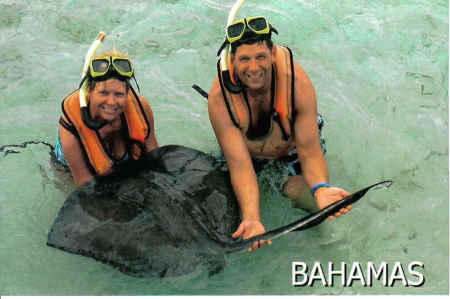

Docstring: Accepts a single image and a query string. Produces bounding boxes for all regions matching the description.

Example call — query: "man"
[208,16,352,252]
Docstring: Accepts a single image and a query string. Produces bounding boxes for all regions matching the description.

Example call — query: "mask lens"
[227,22,245,38]
[248,17,268,31]
[92,59,110,74]
[114,59,132,74]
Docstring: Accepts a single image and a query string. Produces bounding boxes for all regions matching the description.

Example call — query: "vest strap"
[61,89,150,175]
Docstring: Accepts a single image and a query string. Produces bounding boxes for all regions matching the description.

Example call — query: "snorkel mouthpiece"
[221,68,243,94]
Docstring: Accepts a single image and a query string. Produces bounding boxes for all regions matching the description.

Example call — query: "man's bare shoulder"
[292,61,317,111]
[207,77,224,110]
[293,61,314,89]
[207,76,237,131]
[208,77,222,99]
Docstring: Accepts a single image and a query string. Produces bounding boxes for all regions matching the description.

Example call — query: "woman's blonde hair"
[91,48,131,61]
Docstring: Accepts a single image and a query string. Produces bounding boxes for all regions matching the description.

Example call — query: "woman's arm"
[58,123,94,186]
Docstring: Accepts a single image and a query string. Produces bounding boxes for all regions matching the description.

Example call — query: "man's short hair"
[230,34,274,55]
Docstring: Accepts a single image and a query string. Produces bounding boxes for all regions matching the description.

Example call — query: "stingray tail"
[0,140,54,157]
[192,84,209,100]
[226,180,393,253]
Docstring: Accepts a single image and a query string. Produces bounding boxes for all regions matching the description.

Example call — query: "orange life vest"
[61,89,150,176]
[218,45,295,141]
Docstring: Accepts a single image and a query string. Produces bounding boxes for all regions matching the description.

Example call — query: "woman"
[55,50,158,186]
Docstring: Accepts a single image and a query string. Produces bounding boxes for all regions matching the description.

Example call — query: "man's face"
[231,41,274,91]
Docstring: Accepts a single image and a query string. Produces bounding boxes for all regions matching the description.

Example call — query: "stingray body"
[47,145,392,277]
[47,145,241,277]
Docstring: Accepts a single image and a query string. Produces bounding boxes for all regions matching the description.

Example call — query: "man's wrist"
[311,183,330,197]
[242,217,261,222]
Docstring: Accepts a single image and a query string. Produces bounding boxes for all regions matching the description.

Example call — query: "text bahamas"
[292,261,424,287]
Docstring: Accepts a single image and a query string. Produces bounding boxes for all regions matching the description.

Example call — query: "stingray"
[46,145,392,277]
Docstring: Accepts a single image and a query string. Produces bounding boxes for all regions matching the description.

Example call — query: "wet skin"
[229,43,275,252]
[209,41,352,253]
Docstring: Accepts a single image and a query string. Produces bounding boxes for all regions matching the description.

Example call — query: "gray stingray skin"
[47,145,241,277]
[47,145,392,277]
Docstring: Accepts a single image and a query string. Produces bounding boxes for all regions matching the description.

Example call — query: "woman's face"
[89,78,127,123]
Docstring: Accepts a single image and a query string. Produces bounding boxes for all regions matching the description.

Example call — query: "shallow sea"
[0,0,448,295]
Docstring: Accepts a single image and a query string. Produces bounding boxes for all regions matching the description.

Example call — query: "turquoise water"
[0,0,448,295]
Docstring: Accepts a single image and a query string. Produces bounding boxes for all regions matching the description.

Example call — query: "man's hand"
[315,187,352,219]
[232,219,272,252]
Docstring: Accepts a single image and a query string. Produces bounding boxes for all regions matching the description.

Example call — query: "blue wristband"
[311,183,330,196]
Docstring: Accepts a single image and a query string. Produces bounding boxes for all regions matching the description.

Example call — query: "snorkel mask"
[88,55,134,81]
[217,16,278,56]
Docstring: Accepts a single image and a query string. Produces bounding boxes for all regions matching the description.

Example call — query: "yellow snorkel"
[79,31,107,109]
[219,0,246,73]
[217,0,246,93]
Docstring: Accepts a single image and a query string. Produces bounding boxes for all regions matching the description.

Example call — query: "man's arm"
[292,63,351,218]
[208,78,270,251]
